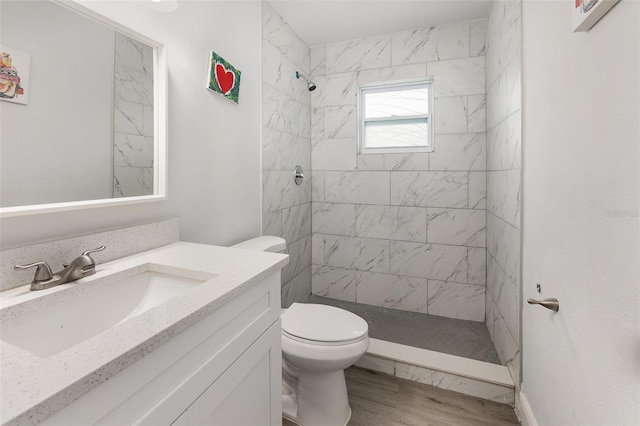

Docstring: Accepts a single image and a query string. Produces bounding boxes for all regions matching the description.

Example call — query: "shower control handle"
[294,166,305,185]
[527,298,559,312]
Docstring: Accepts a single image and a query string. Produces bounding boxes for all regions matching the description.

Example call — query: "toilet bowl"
[231,236,370,426]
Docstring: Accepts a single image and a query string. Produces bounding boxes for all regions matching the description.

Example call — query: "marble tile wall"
[310,20,488,322]
[485,0,522,386]
[113,33,154,197]
[262,3,312,307]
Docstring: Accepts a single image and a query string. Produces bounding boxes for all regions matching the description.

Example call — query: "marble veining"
[324,235,389,273]
[356,205,427,242]
[427,208,486,247]
[325,171,391,205]
[325,35,392,74]
[427,280,485,321]
[389,242,467,283]
[311,265,356,301]
[357,152,429,171]
[312,138,357,170]
[430,133,486,171]
[390,171,469,208]
[355,271,428,313]
[312,72,357,107]
[391,22,470,65]
[434,96,468,134]
[428,57,485,98]
[312,202,356,236]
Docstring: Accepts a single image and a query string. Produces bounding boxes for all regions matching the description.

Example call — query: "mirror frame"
[0,0,168,218]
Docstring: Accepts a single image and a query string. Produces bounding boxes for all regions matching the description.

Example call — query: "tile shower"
[262,0,522,382]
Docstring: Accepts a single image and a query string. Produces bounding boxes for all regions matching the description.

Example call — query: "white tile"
[311,171,325,201]
[390,171,468,208]
[492,309,520,385]
[262,1,310,73]
[487,255,519,342]
[115,64,153,106]
[357,64,427,86]
[427,280,485,321]
[262,42,310,104]
[427,208,486,247]
[324,235,389,273]
[311,265,357,301]
[354,355,395,375]
[262,210,283,238]
[486,56,520,129]
[325,171,390,205]
[142,105,153,137]
[486,0,521,88]
[115,33,146,71]
[468,247,487,285]
[394,362,514,405]
[434,97,468,134]
[312,107,324,140]
[310,46,326,76]
[312,138,357,170]
[311,233,325,265]
[282,203,312,244]
[325,35,392,73]
[356,271,428,313]
[262,170,298,212]
[311,72,357,107]
[391,22,470,65]
[428,57,485,98]
[357,153,429,171]
[312,202,356,236]
[487,111,521,171]
[467,95,486,133]
[356,205,427,242]
[430,133,486,171]
[282,267,311,308]
[469,20,487,57]
[282,135,311,172]
[487,170,520,227]
[324,105,357,139]
[114,99,143,135]
[114,133,153,167]
[141,168,153,195]
[283,235,311,284]
[262,127,283,170]
[486,212,520,285]
[114,167,143,197]
[469,171,487,209]
[389,242,467,282]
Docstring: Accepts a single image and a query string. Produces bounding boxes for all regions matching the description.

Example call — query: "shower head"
[296,71,317,92]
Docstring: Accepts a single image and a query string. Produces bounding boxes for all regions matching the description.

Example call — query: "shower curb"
[355,338,515,406]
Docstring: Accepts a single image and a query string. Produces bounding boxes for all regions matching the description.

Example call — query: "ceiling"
[268,0,492,47]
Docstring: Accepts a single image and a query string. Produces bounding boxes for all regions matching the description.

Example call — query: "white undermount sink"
[1,265,214,357]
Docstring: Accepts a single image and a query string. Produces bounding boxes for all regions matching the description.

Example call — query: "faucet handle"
[82,245,106,259]
[14,261,54,282]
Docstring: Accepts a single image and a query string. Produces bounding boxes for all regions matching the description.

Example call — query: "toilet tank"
[230,236,287,253]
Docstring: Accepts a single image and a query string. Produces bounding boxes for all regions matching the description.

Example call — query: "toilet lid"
[281,303,368,343]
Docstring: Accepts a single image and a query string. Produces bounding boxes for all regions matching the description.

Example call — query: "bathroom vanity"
[0,243,287,425]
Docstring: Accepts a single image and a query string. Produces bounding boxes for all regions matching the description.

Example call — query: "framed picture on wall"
[573,0,620,32]
[206,51,241,104]
[0,46,30,105]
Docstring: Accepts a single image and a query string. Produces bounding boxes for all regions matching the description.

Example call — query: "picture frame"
[206,51,241,104]
[573,0,620,32]
[0,45,30,105]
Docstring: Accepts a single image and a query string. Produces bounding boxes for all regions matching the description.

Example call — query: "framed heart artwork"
[207,51,241,103]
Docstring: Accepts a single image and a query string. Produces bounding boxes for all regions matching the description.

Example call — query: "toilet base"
[282,368,352,426]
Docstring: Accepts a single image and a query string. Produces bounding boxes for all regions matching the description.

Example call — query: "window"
[359,81,434,154]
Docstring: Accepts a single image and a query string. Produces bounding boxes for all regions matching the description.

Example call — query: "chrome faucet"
[14,246,106,291]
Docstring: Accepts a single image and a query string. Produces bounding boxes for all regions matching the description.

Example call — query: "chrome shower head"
[296,71,316,92]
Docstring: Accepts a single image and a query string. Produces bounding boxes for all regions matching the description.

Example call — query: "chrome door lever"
[527,298,559,312]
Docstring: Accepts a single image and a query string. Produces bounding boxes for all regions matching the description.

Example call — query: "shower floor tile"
[306,295,501,365]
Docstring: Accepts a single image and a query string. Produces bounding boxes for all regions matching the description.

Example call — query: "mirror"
[0,0,166,217]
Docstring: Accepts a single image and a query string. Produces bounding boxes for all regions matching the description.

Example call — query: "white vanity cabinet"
[42,271,282,426]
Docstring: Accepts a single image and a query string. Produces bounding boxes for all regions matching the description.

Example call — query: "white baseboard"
[516,389,538,426]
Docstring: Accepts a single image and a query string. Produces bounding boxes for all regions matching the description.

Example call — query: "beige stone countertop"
[0,242,288,425]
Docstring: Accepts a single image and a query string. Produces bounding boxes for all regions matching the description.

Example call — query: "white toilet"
[231,236,369,426]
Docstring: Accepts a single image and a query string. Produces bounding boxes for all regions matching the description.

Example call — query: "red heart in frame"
[215,63,235,95]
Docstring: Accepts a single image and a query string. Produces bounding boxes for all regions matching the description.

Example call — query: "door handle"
[527,298,559,312]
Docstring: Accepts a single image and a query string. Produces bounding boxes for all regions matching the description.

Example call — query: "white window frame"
[358,80,434,154]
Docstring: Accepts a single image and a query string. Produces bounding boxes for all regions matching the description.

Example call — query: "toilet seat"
[281,303,368,345]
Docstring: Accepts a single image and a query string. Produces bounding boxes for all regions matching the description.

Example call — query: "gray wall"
[485,0,522,385]
[310,21,488,322]
[261,3,312,307]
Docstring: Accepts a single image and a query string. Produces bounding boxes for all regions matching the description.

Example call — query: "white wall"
[1,0,114,207]
[0,1,262,249]
[522,1,639,424]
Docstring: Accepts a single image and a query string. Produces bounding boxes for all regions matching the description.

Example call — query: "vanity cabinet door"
[171,321,282,426]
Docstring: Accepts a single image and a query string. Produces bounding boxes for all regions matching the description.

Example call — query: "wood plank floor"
[283,367,520,426]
